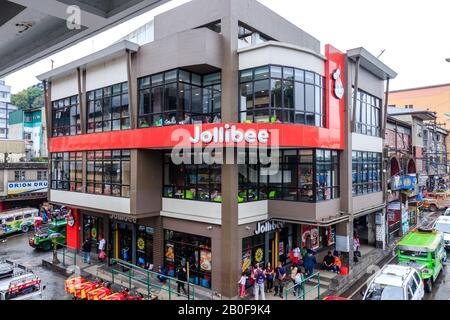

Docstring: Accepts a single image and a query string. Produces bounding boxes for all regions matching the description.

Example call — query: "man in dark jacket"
[303,250,316,277]
[177,266,188,296]
[82,238,92,264]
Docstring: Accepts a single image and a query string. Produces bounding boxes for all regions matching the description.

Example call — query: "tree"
[11,84,44,110]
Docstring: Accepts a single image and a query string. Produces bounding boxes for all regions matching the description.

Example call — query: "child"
[238,272,247,298]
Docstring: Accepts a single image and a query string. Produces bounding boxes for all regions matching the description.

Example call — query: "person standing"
[82,238,92,264]
[253,264,266,300]
[273,262,286,298]
[303,249,316,277]
[98,235,106,262]
[238,272,248,299]
[292,244,300,265]
[264,262,274,293]
[176,265,188,296]
[305,234,312,251]
[0,224,7,243]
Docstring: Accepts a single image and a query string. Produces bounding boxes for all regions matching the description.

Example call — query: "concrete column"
[367,213,376,246]
[336,221,353,268]
[375,210,386,249]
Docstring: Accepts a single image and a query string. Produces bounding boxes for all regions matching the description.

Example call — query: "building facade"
[8,106,48,160]
[38,0,396,298]
[0,79,18,139]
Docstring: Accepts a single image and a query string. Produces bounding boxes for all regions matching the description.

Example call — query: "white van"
[433,215,450,249]
[363,264,424,300]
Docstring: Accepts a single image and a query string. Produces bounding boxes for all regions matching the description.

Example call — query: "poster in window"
[254,247,264,263]
[326,226,336,246]
[165,243,174,262]
[200,250,212,271]
[242,249,252,273]
[302,225,319,249]
[278,242,284,257]
[137,237,145,251]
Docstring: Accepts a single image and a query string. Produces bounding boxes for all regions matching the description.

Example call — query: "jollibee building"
[38,0,396,298]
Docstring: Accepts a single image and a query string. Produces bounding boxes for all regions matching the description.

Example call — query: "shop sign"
[302,225,320,249]
[400,175,416,189]
[333,68,344,100]
[137,238,145,251]
[254,248,264,263]
[390,175,402,191]
[190,124,270,145]
[67,211,75,227]
[7,180,48,195]
[418,175,428,186]
[254,220,284,235]
[165,243,174,262]
[242,250,252,273]
[326,226,336,246]
[111,214,137,224]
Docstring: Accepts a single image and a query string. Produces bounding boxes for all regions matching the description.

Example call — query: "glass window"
[355,89,382,137]
[352,151,382,196]
[87,82,129,133]
[86,150,130,198]
[52,95,80,137]
[239,65,325,127]
[51,152,83,192]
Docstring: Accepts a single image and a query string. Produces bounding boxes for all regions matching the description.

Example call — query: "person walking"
[294,269,305,297]
[353,233,361,263]
[253,263,266,300]
[82,238,92,264]
[238,272,247,299]
[176,265,188,296]
[98,235,106,263]
[273,262,286,298]
[292,244,301,265]
[0,224,7,243]
[303,249,316,277]
[264,262,274,293]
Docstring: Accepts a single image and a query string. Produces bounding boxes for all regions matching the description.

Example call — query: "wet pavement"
[0,231,70,300]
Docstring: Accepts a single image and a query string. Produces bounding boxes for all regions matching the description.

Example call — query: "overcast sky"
[5,0,450,93]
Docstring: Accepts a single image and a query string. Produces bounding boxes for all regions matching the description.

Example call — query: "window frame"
[51,95,81,137]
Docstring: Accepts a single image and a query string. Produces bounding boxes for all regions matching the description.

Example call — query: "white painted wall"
[238,201,268,225]
[50,190,131,214]
[352,133,383,153]
[51,72,78,101]
[161,198,221,225]
[239,42,325,76]
[86,55,128,91]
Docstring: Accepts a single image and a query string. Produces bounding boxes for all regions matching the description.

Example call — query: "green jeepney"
[29,219,67,251]
[397,228,446,293]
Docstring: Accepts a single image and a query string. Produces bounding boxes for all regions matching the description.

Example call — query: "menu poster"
[200,250,212,271]
[327,226,336,246]
[165,243,174,262]
[242,250,252,273]
[302,225,320,249]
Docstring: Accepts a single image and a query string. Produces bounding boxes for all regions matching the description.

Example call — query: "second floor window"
[14,171,25,181]
[239,65,326,126]
[37,170,47,180]
[86,150,131,198]
[352,151,382,196]
[138,69,221,128]
[52,95,81,137]
[87,82,130,133]
[51,152,83,192]
[354,90,381,137]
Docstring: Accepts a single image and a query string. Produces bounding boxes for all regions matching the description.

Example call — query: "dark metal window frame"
[354,88,382,137]
[137,69,221,128]
[87,82,130,134]
[86,149,131,198]
[51,152,83,192]
[51,95,81,137]
[239,64,326,127]
[352,151,382,196]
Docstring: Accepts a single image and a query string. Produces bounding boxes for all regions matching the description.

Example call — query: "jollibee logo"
[333,68,344,100]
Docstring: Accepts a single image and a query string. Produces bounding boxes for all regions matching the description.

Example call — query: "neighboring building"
[8,106,48,160]
[37,0,396,298]
[388,106,448,190]
[0,79,18,139]
[0,139,48,211]
[389,83,450,171]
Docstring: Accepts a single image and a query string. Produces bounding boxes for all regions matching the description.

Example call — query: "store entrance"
[117,223,133,263]
[353,213,376,247]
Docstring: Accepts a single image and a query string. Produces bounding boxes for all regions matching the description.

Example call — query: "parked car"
[397,228,446,293]
[444,207,450,216]
[433,216,450,249]
[362,264,424,300]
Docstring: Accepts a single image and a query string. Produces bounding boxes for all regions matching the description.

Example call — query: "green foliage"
[11,84,44,110]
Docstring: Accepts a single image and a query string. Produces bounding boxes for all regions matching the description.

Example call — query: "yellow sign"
[137,238,145,251]
[254,248,263,263]
[91,228,97,239]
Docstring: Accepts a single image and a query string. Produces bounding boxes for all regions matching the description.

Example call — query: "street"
[351,210,450,300]
[0,231,70,300]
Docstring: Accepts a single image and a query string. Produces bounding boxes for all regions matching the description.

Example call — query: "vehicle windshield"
[365,283,404,300]
[399,249,428,259]
[434,222,450,234]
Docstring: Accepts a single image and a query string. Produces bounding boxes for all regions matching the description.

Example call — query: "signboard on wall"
[7,180,48,195]
[302,225,320,249]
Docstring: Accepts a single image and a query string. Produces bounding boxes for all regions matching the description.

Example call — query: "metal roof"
[0,0,169,77]
[387,106,437,121]
[347,47,397,80]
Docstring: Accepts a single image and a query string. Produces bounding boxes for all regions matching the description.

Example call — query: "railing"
[284,272,321,300]
[110,259,196,300]
[60,244,78,267]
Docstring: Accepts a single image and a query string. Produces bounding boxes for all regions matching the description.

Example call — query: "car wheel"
[430,205,437,212]
[425,279,433,293]
[21,225,29,233]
